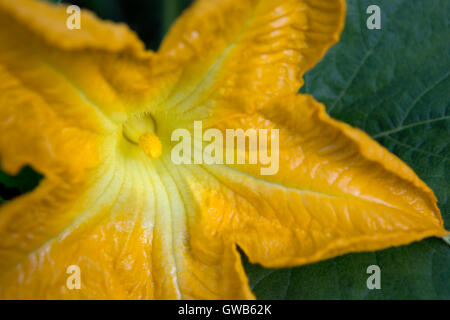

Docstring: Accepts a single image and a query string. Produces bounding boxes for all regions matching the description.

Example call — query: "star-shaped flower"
[0,0,446,299]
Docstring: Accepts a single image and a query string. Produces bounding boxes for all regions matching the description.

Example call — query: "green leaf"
[162,0,181,36]
[0,166,42,202]
[244,0,449,299]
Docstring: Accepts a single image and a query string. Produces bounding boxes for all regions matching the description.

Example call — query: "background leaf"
[0,166,42,202]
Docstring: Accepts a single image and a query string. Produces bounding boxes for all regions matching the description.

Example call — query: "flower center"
[123,114,162,159]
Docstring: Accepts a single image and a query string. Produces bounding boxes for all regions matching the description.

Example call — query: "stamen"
[123,114,162,159]
[139,132,162,159]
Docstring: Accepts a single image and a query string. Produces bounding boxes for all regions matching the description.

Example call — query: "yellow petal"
[0,0,178,121]
[0,0,134,276]
[155,0,345,120]
[0,57,105,276]
[192,94,447,268]
[0,147,254,299]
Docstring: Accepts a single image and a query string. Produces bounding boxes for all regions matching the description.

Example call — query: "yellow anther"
[139,132,162,159]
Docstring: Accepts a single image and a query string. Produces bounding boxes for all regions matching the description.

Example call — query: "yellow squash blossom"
[0,0,447,299]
